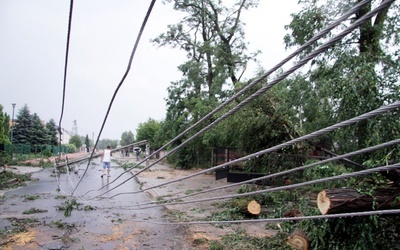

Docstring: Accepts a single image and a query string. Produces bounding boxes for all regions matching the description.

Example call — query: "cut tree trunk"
[317,187,400,215]
[247,200,261,215]
[287,228,309,250]
[233,199,262,215]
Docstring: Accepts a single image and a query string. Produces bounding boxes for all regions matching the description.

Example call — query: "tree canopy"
[97,138,118,150]
[11,104,61,148]
[120,131,135,146]
[69,134,82,149]
[278,1,400,248]
[153,0,261,167]
[45,119,58,146]
[13,104,33,145]
[283,0,400,163]
[0,105,10,145]
[136,118,162,149]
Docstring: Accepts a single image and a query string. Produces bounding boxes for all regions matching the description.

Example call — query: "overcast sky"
[0,0,300,141]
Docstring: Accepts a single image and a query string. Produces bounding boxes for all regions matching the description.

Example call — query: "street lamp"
[11,103,16,144]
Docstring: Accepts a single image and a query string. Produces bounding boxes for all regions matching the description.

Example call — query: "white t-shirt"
[102,149,112,162]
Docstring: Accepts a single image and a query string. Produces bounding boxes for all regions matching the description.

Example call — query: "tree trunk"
[317,188,400,215]
[232,199,262,215]
[287,228,309,250]
[247,200,261,215]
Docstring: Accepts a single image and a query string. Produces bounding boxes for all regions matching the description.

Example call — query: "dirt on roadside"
[131,161,278,247]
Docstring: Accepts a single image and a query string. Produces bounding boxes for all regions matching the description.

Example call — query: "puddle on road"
[0,164,191,249]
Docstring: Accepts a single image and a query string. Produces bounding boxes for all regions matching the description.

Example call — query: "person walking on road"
[133,147,141,161]
[101,145,112,178]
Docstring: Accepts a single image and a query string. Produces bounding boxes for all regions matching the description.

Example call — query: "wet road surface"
[0,158,190,249]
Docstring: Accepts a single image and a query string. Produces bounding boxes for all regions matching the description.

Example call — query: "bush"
[299,215,400,249]
[63,144,77,153]
[42,148,53,157]
[0,152,13,166]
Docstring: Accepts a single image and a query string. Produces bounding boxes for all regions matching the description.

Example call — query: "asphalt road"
[0,157,190,249]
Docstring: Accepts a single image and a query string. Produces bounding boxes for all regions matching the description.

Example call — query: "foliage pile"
[22,207,48,214]
[55,198,94,217]
[0,217,40,241]
[206,161,400,249]
[0,169,31,190]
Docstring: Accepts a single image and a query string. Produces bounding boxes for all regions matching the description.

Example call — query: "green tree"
[30,113,46,146]
[280,1,400,249]
[69,134,82,150]
[64,143,77,153]
[97,138,118,150]
[120,131,134,146]
[283,0,400,162]
[13,104,33,145]
[136,118,162,149]
[12,104,48,147]
[0,104,10,144]
[45,119,58,146]
[10,104,60,149]
[203,81,306,173]
[153,0,260,167]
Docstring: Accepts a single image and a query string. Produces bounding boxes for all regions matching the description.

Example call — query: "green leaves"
[283,0,400,162]
[7,104,59,147]
[136,119,163,149]
[0,104,11,145]
[120,131,134,147]
[68,135,82,150]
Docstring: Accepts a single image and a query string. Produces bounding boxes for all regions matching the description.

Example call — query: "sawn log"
[247,200,261,215]
[232,199,262,215]
[287,228,309,250]
[317,187,400,215]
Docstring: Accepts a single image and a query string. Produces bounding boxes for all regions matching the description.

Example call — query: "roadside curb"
[3,166,43,175]
[0,166,44,196]
[132,173,160,199]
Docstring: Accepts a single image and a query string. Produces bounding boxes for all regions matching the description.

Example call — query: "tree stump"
[247,200,261,215]
[287,228,308,250]
[317,188,400,215]
[232,199,262,215]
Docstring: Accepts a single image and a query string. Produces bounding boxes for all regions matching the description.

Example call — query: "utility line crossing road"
[0,157,189,249]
